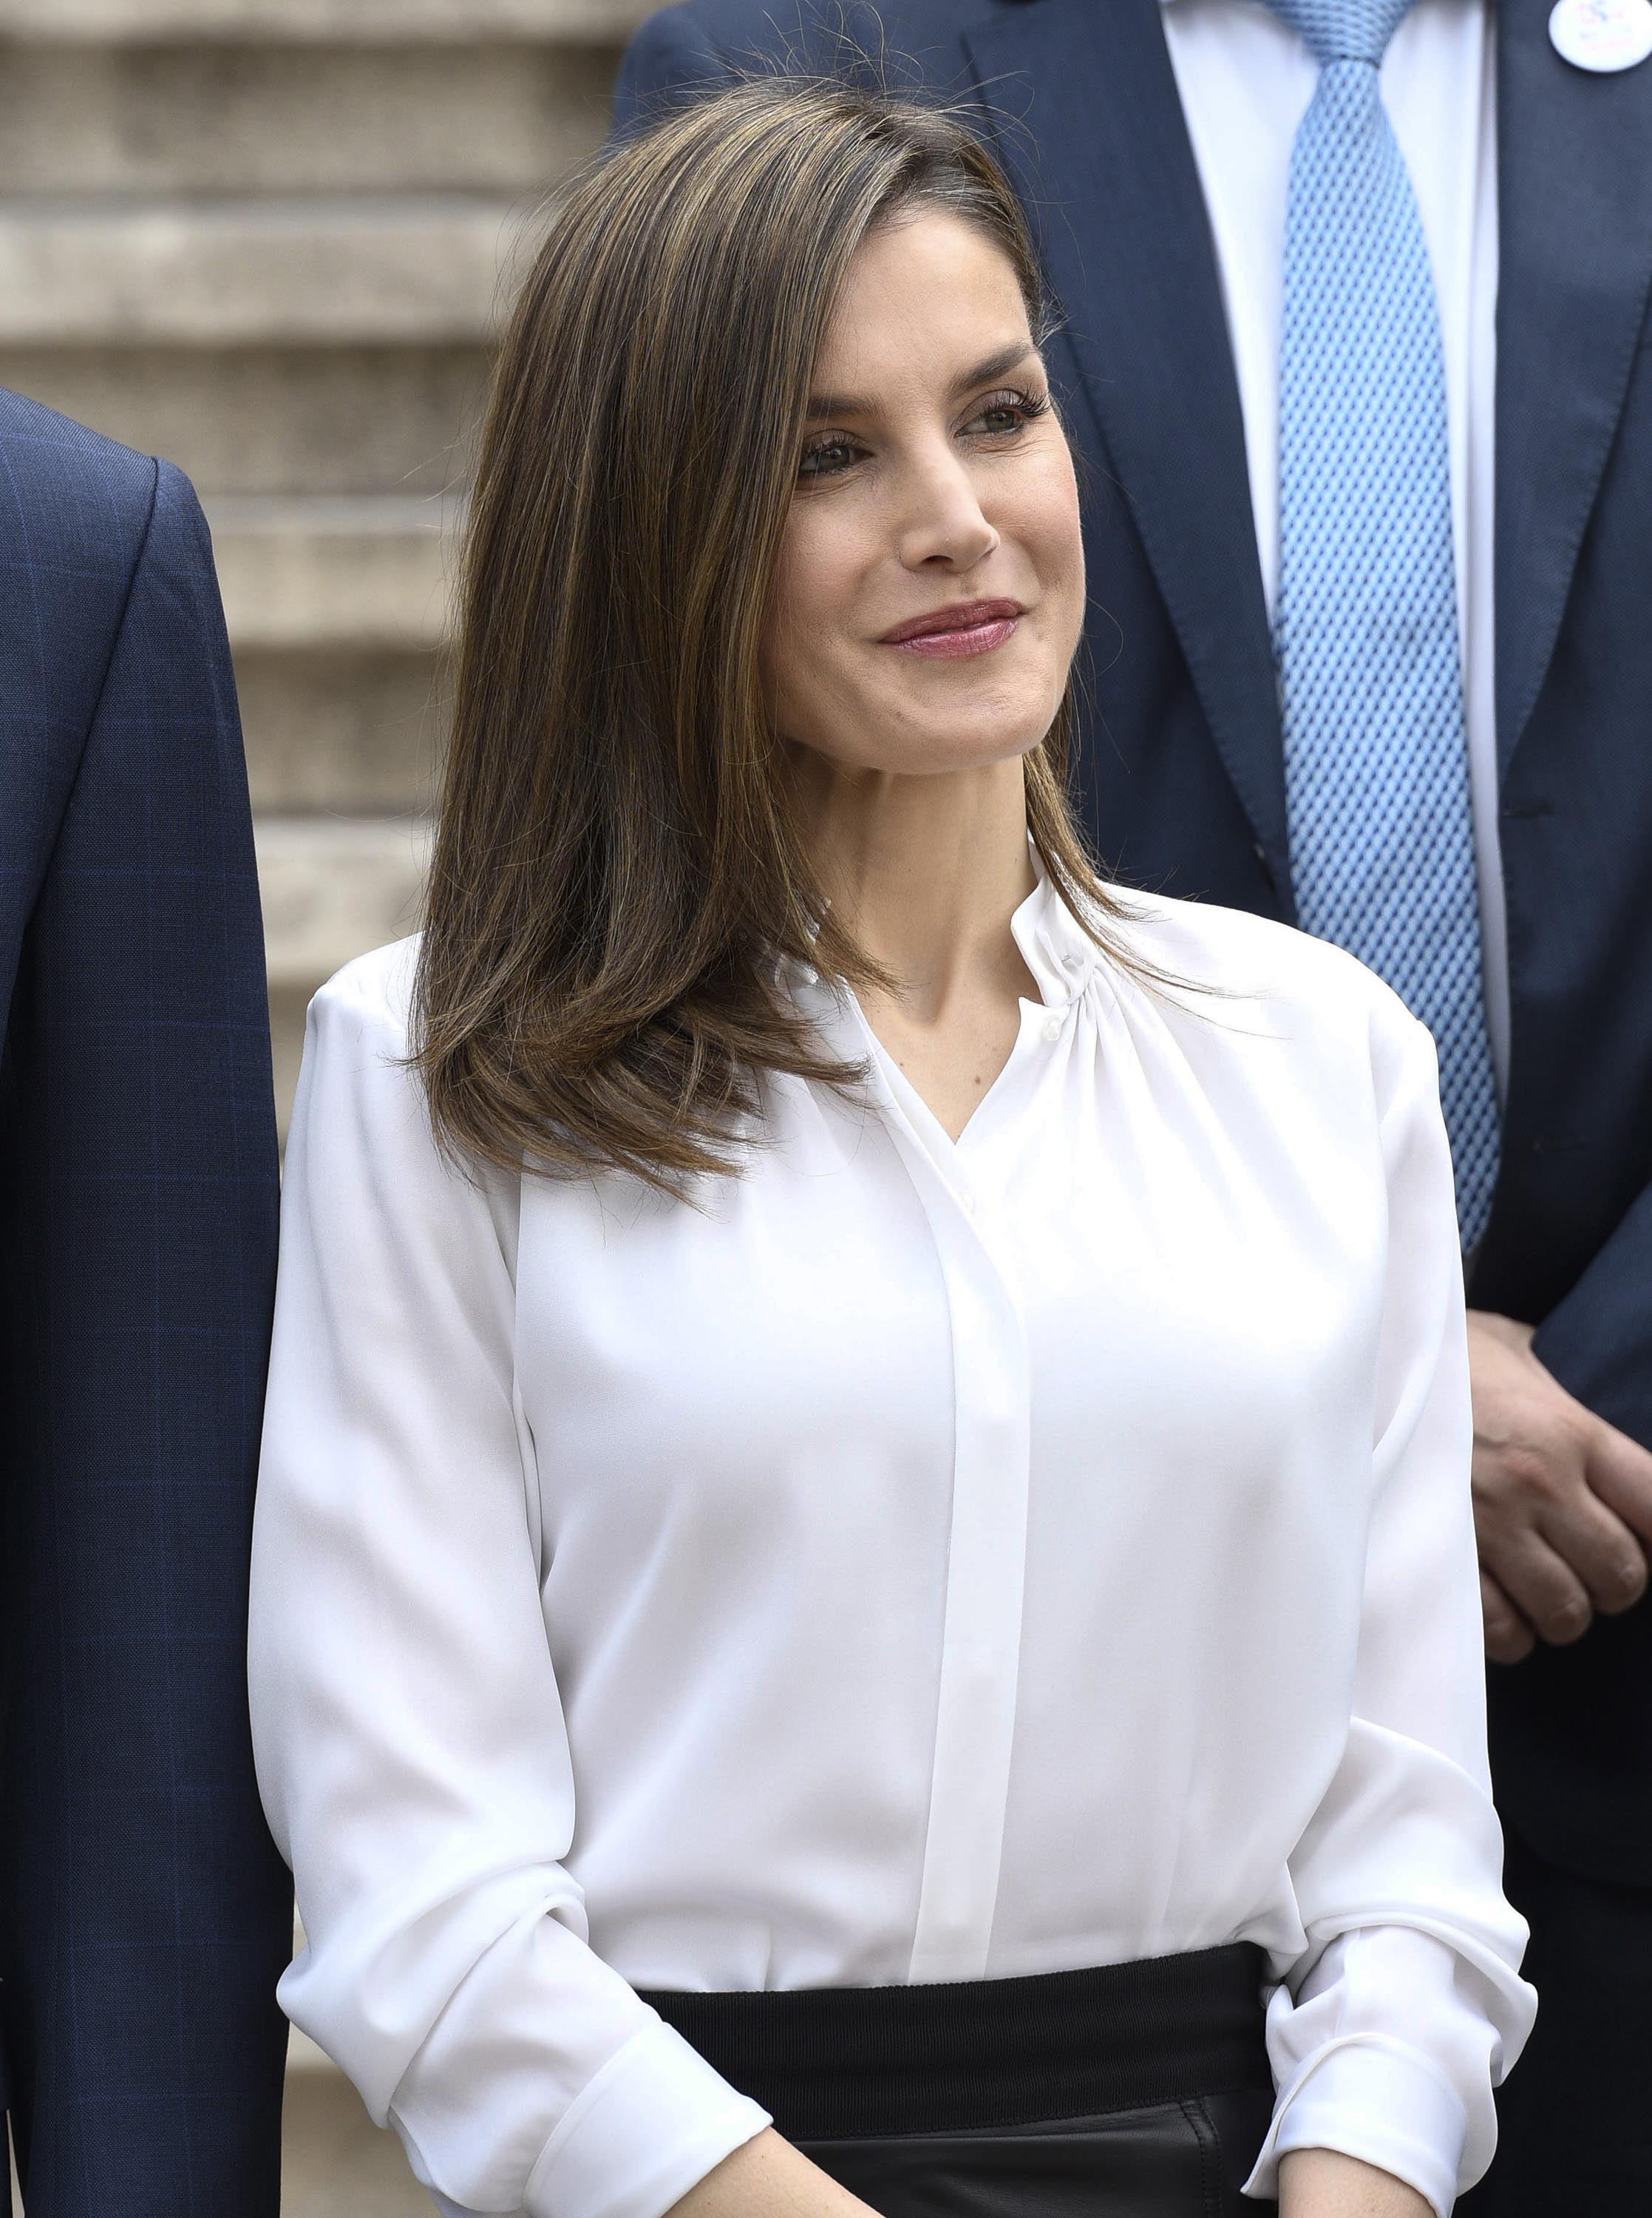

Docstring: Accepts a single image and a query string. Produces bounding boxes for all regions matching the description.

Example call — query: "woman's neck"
[798,754,1037,1022]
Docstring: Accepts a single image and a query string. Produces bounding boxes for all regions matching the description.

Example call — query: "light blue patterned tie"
[1265,0,1500,1249]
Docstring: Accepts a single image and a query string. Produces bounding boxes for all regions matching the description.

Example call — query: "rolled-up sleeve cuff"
[1243,2036,1467,2217]
[523,2018,772,2218]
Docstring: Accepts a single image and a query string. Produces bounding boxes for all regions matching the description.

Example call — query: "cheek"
[762,505,875,717]
[1018,448,1085,635]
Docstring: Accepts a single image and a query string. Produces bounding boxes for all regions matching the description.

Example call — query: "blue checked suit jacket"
[616,0,1652,1888]
[0,388,290,2214]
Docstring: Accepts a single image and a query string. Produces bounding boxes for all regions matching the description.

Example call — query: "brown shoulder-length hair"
[415,75,1145,1193]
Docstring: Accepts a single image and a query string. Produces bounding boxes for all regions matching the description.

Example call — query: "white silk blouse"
[248,874,1534,2218]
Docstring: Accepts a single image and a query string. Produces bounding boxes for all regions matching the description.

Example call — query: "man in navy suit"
[0,389,290,2211]
[617,4,1652,2209]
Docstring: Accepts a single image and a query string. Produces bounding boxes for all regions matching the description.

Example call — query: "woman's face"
[762,207,1085,781]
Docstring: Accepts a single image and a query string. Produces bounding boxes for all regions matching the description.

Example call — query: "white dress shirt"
[250,876,1534,2218]
[1158,0,1509,1100]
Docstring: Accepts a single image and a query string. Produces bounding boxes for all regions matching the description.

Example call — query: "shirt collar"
[1010,856,1105,1007]
[781,851,1105,1006]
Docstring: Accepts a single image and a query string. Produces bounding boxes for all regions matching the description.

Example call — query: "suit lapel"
[1495,0,1652,776]
[961,0,1287,879]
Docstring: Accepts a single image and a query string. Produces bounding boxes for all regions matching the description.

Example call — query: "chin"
[792,679,1060,779]
[876,679,1055,764]
[896,725,1048,777]
[937,699,1058,762]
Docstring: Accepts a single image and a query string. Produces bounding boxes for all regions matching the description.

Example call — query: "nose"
[893,441,999,574]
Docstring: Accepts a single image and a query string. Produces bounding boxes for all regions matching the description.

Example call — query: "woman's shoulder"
[1103,888,1435,1095]
[295,934,519,1205]
[1109,887,1407,1012]
[308,933,423,1049]
[291,937,436,1147]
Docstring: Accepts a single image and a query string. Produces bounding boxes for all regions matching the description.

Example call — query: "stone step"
[0,344,489,498]
[257,813,429,994]
[0,196,534,346]
[0,41,616,196]
[211,495,457,822]
[259,813,432,1136]
[237,646,444,817]
[206,494,457,651]
[0,0,653,40]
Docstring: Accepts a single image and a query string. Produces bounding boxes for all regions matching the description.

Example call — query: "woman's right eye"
[798,436,863,481]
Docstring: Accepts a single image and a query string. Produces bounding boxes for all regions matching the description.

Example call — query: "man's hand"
[1467,1309,1652,1664]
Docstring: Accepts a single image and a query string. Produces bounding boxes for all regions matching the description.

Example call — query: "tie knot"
[1260,0,1415,67]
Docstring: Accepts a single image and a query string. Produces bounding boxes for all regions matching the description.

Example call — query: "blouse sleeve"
[1242,1002,1537,2214]
[248,953,770,2218]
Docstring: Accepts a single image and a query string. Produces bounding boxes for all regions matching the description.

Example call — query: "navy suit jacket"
[616,0,1652,1886]
[0,390,290,2211]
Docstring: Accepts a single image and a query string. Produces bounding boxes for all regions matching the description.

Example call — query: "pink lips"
[880,597,1024,659]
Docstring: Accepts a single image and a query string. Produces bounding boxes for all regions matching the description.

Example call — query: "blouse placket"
[839,980,1080,1985]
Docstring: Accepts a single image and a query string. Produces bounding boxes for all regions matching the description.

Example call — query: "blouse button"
[1041,1015,1063,1044]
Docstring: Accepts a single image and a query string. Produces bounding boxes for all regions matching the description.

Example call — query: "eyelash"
[797,385,1052,481]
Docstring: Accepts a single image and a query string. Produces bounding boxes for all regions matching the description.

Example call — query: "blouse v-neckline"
[834,866,1106,1166]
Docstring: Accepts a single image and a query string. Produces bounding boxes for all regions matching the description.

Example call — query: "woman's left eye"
[962,388,1050,439]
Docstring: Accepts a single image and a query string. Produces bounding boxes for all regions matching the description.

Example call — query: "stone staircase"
[0,0,650,1130]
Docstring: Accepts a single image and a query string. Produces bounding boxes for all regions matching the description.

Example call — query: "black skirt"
[642,1943,1278,2217]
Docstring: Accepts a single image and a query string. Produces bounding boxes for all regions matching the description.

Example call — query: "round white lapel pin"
[1550,0,1652,71]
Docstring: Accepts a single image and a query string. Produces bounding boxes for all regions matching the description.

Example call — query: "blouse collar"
[1008,855,1107,1008]
[783,852,1108,1007]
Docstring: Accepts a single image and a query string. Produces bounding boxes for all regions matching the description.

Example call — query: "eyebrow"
[804,339,1039,423]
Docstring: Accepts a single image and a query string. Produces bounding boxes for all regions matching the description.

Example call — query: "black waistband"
[640,1942,1271,2140]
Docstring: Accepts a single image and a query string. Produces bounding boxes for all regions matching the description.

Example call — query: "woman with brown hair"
[249,78,1532,2218]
